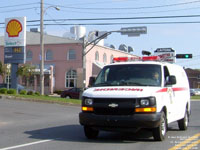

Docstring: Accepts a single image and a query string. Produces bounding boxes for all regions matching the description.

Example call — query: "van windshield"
[94,64,162,87]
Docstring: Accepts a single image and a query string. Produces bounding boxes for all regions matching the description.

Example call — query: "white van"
[79,56,191,141]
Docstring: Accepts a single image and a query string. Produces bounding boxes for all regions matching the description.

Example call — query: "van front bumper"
[79,112,161,130]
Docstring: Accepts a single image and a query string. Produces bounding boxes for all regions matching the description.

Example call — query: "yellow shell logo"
[6,19,22,37]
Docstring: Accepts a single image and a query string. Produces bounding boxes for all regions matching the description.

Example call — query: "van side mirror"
[89,76,96,87]
[166,75,176,85]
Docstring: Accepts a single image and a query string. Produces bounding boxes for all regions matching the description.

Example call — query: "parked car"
[60,88,81,99]
[190,88,200,96]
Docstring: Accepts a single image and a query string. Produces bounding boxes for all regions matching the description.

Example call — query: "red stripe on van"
[156,87,187,93]
[156,88,168,93]
[172,87,187,91]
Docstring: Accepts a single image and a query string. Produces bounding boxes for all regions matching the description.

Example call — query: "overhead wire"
[56,6,200,15]
[0,2,39,9]
[57,0,139,7]
[25,21,200,27]
[0,7,38,13]
[44,0,200,10]
[2,14,200,27]
[12,14,200,23]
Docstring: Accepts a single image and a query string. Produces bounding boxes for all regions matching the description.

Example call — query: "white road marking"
[0,139,53,150]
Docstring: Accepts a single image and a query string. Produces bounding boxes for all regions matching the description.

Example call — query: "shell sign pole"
[4,17,26,90]
[4,17,26,64]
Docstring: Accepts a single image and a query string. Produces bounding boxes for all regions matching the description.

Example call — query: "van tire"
[178,110,189,130]
[153,111,167,141]
[84,126,99,139]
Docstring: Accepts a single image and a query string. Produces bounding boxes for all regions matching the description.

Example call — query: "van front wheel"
[84,126,99,139]
[153,111,167,141]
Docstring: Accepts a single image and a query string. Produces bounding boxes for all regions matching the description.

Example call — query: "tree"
[17,64,36,87]
[0,61,9,83]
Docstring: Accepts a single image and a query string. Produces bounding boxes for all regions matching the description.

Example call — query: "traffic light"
[176,54,192,59]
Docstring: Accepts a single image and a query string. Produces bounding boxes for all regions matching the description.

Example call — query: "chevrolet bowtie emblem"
[108,103,118,108]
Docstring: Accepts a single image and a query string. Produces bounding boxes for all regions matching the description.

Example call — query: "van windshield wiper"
[94,82,113,87]
[116,81,145,86]
[126,81,145,86]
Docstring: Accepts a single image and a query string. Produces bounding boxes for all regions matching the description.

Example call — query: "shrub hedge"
[19,90,27,95]
[7,89,17,94]
[34,91,40,96]
[27,91,34,95]
[0,88,7,94]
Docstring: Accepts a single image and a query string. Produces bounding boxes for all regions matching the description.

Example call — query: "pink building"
[0,31,137,94]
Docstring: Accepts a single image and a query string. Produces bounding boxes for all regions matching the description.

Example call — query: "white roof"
[0,31,82,46]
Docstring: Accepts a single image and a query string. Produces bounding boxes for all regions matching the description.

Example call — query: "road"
[0,98,199,150]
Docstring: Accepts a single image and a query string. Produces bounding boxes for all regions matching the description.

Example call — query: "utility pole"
[40,0,44,95]
[82,37,86,90]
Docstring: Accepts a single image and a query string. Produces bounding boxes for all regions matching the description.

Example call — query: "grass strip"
[0,94,81,105]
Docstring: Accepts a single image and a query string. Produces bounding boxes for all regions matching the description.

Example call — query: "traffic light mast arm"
[83,26,147,56]
[83,31,113,56]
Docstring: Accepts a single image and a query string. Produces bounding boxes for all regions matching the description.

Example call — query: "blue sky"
[0,0,200,69]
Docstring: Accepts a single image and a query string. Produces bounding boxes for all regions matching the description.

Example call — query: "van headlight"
[138,97,156,107]
[85,98,93,106]
[140,99,150,106]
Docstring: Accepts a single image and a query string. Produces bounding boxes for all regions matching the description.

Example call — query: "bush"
[7,89,17,94]
[54,90,62,95]
[27,91,34,95]
[19,90,27,95]
[0,88,7,94]
[34,91,40,96]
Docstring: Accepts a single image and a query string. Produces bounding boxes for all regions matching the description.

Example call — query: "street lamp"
[82,26,147,89]
[40,0,59,95]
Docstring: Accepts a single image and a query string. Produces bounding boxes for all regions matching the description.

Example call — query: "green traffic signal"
[176,54,192,59]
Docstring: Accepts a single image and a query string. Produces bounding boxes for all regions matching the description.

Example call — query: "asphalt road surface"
[0,98,199,150]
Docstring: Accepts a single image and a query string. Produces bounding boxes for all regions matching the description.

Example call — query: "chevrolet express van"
[79,56,191,141]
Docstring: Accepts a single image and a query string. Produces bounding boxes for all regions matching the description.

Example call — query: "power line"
[1,14,200,26]
[1,13,200,27]
[44,14,200,21]
[24,21,200,27]
[0,2,39,9]
[44,0,200,10]
[21,14,200,23]
[57,6,200,15]
[0,7,38,13]
[56,0,138,7]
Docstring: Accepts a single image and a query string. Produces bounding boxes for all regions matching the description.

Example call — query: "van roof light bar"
[113,56,161,63]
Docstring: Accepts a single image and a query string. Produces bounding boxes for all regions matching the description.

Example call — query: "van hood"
[83,86,163,98]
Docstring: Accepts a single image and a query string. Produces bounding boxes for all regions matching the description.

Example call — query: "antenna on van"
[142,50,151,56]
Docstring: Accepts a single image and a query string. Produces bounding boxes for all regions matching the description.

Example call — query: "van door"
[168,66,189,120]
[163,66,176,123]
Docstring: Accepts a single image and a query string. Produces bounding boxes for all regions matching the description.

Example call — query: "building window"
[95,51,99,61]
[46,49,53,60]
[103,53,107,64]
[26,50,32,61]
[65,70,77,88]
[68,50,76,60]
[110,55,114,63]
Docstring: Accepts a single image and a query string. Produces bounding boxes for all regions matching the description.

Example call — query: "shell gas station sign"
[4,17,26,64]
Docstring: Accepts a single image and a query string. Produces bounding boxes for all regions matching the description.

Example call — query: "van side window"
[164,66,170,86]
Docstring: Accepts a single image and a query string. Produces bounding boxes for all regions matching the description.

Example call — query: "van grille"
[93,98,136,115]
